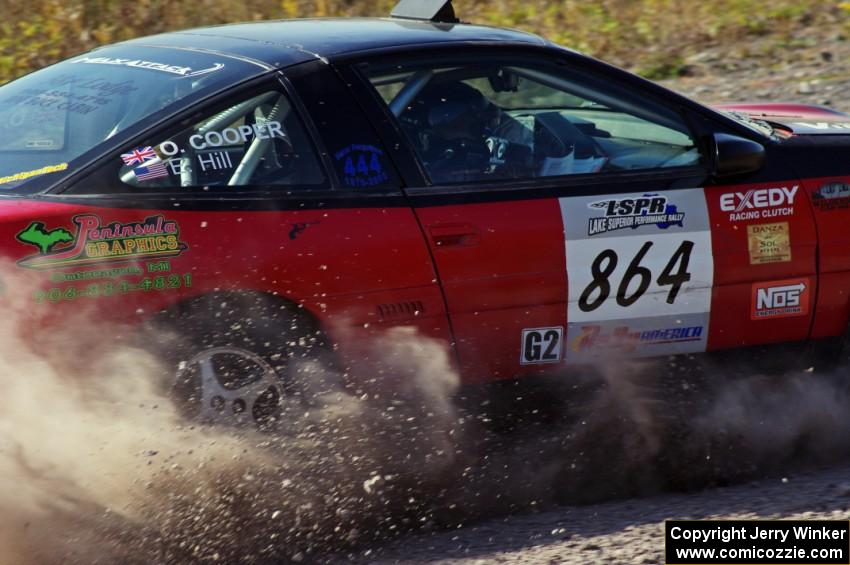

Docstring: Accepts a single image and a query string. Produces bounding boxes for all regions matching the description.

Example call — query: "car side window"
[86,89,326,193]
[362,60,702,186]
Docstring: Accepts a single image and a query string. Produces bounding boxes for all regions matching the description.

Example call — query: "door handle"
[428,223,481,248]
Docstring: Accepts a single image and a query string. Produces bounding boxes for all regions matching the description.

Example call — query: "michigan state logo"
[16,222,74,254]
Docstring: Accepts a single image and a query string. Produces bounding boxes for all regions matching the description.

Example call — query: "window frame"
[51,71,338,199]
[340,44,741,197]
[284,59,404,194]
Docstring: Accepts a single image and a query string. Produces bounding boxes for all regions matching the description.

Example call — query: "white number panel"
[560,188,714,362]
[566,232,713,322]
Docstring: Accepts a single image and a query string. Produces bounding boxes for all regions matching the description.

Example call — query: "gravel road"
[363,464,850,564]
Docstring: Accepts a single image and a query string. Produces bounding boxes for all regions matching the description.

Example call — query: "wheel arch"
[146,288,337,359]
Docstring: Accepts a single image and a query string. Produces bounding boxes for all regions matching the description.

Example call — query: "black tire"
[143,291,337,429]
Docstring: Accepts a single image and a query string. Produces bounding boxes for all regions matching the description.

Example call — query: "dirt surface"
[362,463,850,565]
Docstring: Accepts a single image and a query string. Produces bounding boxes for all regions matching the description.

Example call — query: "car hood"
[713,103,850,135]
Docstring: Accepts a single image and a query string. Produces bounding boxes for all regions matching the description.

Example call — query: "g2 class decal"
[561,188,713,362]
[520,327,563,365]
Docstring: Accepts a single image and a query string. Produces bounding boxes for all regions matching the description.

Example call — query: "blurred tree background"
[0,0,845,84]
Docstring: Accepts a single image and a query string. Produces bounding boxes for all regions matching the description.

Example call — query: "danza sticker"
[747,222,791,265]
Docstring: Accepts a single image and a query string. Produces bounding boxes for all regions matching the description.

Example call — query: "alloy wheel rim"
[176,346,282,426]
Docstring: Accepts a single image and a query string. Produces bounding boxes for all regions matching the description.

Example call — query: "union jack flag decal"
[121,146,157,166]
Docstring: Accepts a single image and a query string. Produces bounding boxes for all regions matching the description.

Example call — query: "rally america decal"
[16,214,187,270]
[560,188,713,362]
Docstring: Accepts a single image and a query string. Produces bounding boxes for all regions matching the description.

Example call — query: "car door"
[20,69,451,368]
[346,47,816,384]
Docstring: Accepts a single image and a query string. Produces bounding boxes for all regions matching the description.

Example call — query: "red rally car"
[1,0,849,425]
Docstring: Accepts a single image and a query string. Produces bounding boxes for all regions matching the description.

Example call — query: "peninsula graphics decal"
[586,194,684,236]
[16,215,187,270]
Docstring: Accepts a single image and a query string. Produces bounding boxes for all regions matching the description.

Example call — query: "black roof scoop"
[390,0,459,23]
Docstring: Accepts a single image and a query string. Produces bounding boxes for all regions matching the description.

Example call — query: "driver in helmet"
[402,80,532,184]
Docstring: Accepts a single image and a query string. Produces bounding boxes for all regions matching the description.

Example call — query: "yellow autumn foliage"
[0,0,843,84]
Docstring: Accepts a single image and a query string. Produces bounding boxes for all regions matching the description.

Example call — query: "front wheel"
[145,292,335,429]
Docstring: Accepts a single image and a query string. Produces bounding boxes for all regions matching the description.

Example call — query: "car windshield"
[0,45,266,191]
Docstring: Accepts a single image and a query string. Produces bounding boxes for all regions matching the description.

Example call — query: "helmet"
[400,80,498,183]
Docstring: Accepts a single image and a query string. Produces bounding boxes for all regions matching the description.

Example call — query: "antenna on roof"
[390,0,459,23]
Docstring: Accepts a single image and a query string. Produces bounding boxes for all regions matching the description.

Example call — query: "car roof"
[119,18,549,70]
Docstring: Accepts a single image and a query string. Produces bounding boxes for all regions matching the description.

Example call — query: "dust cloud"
[1,257,850,563]
[448,355,850,512]
[0,262,464,564]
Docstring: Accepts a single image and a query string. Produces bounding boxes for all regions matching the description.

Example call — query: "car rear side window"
[361,58,702,186]
[0,45,265,192]
[107,88,325,191]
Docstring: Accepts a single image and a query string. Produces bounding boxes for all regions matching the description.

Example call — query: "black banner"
[665,520,850,564]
